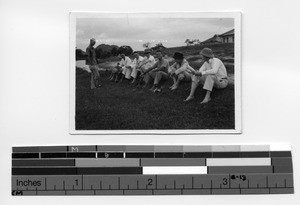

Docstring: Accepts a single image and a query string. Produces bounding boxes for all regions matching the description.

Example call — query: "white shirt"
[120,56,132,68]
[132,56,144,68]
[142,55,156,68]
[199,58,227,78]
[170,59,196,75]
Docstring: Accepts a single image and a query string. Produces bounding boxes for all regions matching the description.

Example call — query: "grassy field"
[75,71,235,130]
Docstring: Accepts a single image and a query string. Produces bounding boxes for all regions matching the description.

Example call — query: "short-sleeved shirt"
[86,46,97,65]
[152,58,169,73]
[132,56,144,68]
[199,58,227,78]
[143,55,156,69]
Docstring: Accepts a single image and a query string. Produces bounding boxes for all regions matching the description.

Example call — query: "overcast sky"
[76,16,234,51]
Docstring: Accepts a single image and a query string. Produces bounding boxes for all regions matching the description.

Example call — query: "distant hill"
[164,43,234,59]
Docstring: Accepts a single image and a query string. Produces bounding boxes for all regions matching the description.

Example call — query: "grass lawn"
[75,68,235,130]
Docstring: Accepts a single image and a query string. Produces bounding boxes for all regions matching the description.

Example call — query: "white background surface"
[0,0,300,204]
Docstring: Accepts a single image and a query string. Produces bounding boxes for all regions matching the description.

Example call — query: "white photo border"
[69,12,242,135]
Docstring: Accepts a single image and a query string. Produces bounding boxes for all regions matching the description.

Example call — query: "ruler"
[11,145,294,195]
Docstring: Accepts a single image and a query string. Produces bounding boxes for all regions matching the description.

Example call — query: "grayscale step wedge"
[11,144,293,195]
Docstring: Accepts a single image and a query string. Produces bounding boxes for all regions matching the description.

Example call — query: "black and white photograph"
[70,12,241,134]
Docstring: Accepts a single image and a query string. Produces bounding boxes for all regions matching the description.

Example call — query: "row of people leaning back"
[106,47,228,104]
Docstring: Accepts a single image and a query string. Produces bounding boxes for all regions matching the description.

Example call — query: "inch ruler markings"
[12,145,294,195]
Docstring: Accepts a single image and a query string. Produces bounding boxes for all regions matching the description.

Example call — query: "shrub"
[117,45,133,56]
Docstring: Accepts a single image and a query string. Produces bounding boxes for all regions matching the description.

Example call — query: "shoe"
[154,88,161,93]
[200,97,211,104]
[171,86,178,91]
[169,84,175,89]
[149,86,156,91]
[184,96,194,102]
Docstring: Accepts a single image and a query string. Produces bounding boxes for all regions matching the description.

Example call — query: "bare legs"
[184,78,211,104]
[170,76,184,90]
[184,81,197,101]
[170,77,179,90]
[169,76,177,89]
[201,91,211,104]
[90,65,101,89]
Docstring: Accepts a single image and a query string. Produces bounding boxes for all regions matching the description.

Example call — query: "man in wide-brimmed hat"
[168,52,196,90]
[185,47,228,104]
[86,38,101,89]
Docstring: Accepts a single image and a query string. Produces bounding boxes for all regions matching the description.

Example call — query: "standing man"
[185,48,228,103]
[130,52,144,84]
[168,52,195,90]
[141,50,169,92]
[86,38,101,89]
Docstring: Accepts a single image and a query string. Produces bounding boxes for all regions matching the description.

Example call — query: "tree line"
[76,42,167,60]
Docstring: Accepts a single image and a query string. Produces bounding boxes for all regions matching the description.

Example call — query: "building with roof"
[201,29,234,44]
[220,29,234,43]
[201,35,223,44]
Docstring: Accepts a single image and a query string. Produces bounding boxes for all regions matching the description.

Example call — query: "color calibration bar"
[12,145,293,195]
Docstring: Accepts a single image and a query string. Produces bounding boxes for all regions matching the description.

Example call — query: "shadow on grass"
[75,68,235,130]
